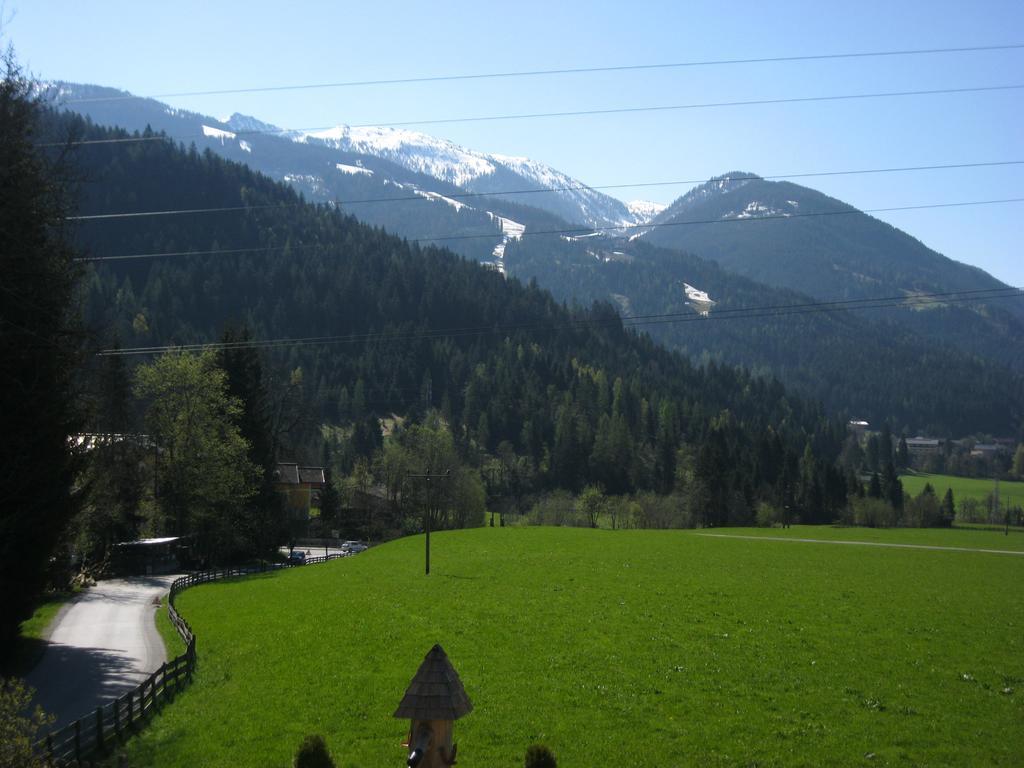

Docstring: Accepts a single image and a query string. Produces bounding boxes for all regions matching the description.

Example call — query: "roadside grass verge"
[4,590,77,676]
[123,527,1024,767]
[155,594,187,659]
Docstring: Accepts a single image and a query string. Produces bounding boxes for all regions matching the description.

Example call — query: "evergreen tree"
[881,460,903,512]
[865,435,880,473]
[941,488,956,524]
[868,472,882,499]
[880,424,894,467]
[0,56,85,656]
[218,326,284,557]
[896,435,910,469]
[318,470,341,530]
[75,344,145,568]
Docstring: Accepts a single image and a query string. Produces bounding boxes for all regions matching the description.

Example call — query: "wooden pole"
[95,706,104,753]
[407,471,451,576]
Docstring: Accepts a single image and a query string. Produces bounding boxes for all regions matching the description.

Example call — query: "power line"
[421,197,1024,245]
[354,84,1024,130]
[96,287,1023,357]
[65,160,1024,224]
[46,82,1024,147]
[56,43,1024,103]
[73,197,1024,261]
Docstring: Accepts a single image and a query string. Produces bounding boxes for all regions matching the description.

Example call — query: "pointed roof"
[393,644,473,721]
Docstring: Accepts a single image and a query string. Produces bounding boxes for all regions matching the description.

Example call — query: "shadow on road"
[29,643,143,731]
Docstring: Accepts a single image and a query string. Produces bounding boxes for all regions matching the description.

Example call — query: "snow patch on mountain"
[414,189,467,211]
[626,200,667,223]
[202,125,235,141]
[683,283,715,316]
[336,163,372,176]
[239,140,252,153]
[300,125,496,187]
[485,212,526,276]
[724,201,790,220]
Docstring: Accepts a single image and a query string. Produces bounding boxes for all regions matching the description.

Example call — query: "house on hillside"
[848,420,870,440]
[906,437,942,458]
[274,462,326,518]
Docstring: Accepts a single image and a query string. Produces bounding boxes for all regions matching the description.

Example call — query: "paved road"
[697,532,1024,556]
[27,575,180,730]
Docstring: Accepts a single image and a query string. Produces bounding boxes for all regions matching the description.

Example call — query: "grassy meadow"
[701,524,1024,551]
[900,471,1024,509]
[129,527,1024,767]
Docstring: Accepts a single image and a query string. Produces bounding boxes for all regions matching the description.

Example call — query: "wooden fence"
[38,553,348,766]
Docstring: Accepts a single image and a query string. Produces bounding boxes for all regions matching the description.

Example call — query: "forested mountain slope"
[46,109,847,518]
[640,174,1024,369]
[507,234,1024,437]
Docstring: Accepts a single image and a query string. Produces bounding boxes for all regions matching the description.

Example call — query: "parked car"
[342,541,368,553]
[287,550,307,564]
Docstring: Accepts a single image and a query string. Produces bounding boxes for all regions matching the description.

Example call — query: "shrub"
[851,497,899,528]
[0,678,54,768]
[525,743,557,768]
[756,501,781,528]
[294,734,335,768]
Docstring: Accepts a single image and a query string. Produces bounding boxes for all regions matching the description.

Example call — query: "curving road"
[27,575,180,730]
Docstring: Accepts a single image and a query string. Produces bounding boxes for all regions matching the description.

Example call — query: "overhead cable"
[65,160,1024,224]
[44,82,1024,147]
[72,197,1024,262]
[96,287,1023,357]
[57,43,1024,103]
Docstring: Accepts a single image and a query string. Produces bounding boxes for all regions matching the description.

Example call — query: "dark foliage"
[508,231,1024,436]
[45,110,845,522]
[294,734,335,768]
[0,59,85,658]
[525,744,558,768]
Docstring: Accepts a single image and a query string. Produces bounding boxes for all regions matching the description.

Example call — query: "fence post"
[95,706,105,753]
[158,663,166,707]
[74,719,81,762]
[113,697,121,740]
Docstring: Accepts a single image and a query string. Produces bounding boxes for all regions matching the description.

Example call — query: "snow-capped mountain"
[46,82,653,249]
[625,200,667,223]
[294,123,643,229]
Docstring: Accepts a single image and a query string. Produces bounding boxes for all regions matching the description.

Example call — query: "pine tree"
[868,472,882,499]
[896,435,910,469]
[218,326,284,558]
[0,56,86,656]
[941,488,955,524]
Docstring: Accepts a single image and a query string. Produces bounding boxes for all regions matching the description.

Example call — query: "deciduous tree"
[135,351,258,564]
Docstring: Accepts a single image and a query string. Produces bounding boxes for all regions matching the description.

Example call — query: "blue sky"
[7,0,1023,284]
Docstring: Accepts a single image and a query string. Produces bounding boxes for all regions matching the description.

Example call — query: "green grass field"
[703,524,1024,551]
[129,527,1024,767]
[900,471,1024,509]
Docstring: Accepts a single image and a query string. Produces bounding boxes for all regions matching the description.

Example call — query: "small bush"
[0,678,54,768]
[525,743,557,768]
[756,501,781,528]
[852,497,899,528]
[294,734,335,768]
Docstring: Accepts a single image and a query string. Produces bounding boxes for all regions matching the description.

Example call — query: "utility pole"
[995,476,1005,535]
[407,470,451,575]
